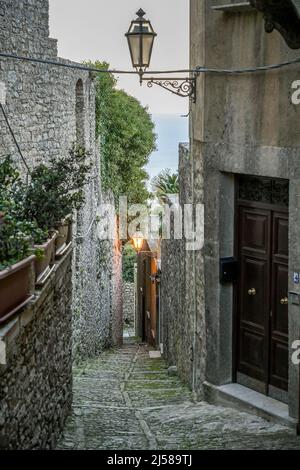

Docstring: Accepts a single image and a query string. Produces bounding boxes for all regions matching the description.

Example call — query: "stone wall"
[0,251,73,450]
[0,0,123,363]
[123,282,135,327]
[111,237,123,347]
[161,143,206,394]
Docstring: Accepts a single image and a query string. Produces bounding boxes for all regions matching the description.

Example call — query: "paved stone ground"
[57,342,300,450]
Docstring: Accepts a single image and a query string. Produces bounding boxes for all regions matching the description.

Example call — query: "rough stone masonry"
[0,0,123,449]
[0,0,123,358]
[0,251,73,450]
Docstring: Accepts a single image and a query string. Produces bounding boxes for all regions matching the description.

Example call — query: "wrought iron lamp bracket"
[141,74,198,103]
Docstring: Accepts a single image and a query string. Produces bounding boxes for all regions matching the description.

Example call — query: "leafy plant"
[0,157,46,269]
[22,145,92,233]
[0,214,43,270]
[122,243,137,283]
[86,61,156,205]
[0,145,90,270]
[151,169,179,204]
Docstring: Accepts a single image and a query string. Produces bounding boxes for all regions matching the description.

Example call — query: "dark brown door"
[270,213,289,391]
[237,206,271,386]
[236,177,289,396]
[138,253,158,346]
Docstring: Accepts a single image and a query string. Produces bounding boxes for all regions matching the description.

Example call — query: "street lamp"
[126,8,157,84]
[132,231,144,252]
[126,9,198,102]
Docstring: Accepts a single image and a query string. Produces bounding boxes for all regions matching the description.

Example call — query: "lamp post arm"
[141,75,198,102]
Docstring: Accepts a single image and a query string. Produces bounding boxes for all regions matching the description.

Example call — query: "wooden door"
[270,212,289,391]
[237,206,271,386]
[236,177,289,397]
[137,252,158,346]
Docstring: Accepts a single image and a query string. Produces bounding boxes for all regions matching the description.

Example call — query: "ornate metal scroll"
[143,77,197,102]
[238,175,289,207]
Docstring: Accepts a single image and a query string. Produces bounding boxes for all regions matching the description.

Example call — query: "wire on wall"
[0,51,300,76]
[0,102,31,174]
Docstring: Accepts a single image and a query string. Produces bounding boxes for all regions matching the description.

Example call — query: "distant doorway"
[137,250,159,347]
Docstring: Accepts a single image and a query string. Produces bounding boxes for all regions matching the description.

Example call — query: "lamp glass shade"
[132,231,144,251]
[127,35,141,68]
[126,11,157,70]
[142,35,155,65]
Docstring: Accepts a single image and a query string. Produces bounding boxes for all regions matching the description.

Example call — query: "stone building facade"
[0,0,122,448]
[162,0,300,428]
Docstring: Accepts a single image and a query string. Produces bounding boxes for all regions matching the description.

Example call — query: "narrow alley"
[57,341,300,450]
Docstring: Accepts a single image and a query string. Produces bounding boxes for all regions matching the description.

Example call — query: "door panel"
[241,256,268,328]
[270,213,289,391]
[241,210,269,255]
[239,329,266,380]
[237,207,270,384]
[273,214,288,258]
[272,263,288,335]
[236,193,289,396]
[270,340,289,390]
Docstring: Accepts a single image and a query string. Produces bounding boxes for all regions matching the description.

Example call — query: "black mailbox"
[220,257,238,283]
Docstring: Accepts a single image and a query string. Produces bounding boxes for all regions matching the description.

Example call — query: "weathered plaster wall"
[192,0,300,148]
[0,0,123,363]
[190,0,300,417]
[0,251,73,450]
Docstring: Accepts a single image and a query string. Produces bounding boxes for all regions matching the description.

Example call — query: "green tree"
[86,61,156,205]
[151,169,179,204]
[122,243,137,282]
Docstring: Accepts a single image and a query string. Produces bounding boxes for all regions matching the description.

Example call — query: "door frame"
[202,152,300,421]
[233,175,289,400]
[137,250,159,346]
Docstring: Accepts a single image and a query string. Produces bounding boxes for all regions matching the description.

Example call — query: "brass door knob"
[280,297,288,305]
[248,288,256,296]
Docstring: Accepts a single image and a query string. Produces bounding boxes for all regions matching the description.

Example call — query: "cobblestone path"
[57,342,300,450]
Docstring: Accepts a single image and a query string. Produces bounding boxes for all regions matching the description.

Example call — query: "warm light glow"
[132,231,144,251]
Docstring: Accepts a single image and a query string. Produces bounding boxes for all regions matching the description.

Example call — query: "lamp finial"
[136,8,146,18]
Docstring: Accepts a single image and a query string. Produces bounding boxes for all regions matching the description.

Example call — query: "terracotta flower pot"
[0,255,36,325]
[55,218,72,258]
[34,232,57,285]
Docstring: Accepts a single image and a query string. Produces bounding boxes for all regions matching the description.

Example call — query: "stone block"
[0,81,6,105]
[0,340,6,366]
[20,307,34,328]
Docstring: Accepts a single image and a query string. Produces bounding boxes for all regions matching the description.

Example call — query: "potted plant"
[0,160,44,323]
[22,145,91,257]
[0,157,53,288]
[33,230,57,286]
[0,215,38,324]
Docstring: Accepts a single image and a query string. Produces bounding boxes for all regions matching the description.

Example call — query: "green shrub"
[0,157,46,269]
[22,145,92,233]
[0,145,91,269]
[122,243,137,283]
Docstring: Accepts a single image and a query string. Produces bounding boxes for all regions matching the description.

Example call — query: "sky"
[49,0,190,116]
